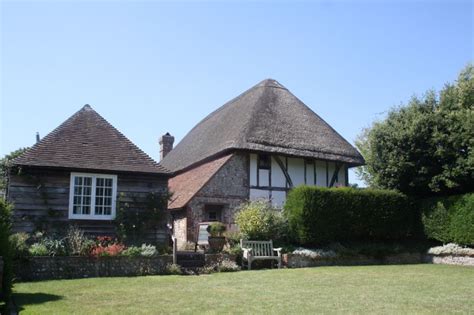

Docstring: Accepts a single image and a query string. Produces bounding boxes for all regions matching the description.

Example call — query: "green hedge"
[284,187,417,245]
[0,199,13,305]
[421,193,474,246]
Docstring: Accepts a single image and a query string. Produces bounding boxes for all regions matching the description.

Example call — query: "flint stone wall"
[14,255,173,281]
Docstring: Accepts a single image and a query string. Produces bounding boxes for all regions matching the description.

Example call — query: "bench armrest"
[242,247,253,259]
[273,248,282,257]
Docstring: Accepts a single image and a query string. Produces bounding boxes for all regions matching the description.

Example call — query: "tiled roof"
[168,154,233,209]
[161,79,365,173]
[13,105,170,175]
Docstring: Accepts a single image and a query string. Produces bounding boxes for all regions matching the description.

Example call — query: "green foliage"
[0,199,13,305]
[121,246,142,257]
[235,201,288,242]
[216,259,240,272]
[356,64,474,196]
[9,233,30,259]
[284,186,416,245]
[140,244,158,257]
[164,263,182,275]
[28,243,49,256]
[422,193,474,246]
[0,147,28,192]
[206,222,226,237]
[116,191,170,245]
[65,226,88,256]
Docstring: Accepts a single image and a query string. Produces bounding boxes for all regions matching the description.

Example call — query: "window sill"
[69,215,115,221]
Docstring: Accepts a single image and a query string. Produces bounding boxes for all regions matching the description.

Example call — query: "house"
[161,79,365,247]
[7,105,171,243]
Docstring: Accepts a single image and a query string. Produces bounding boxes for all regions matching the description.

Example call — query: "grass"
[14,264,474,314]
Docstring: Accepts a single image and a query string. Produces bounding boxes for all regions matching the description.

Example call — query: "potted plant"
[207,222,226,252]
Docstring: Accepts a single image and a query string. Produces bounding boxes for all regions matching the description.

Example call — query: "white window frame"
[68,172,118,220]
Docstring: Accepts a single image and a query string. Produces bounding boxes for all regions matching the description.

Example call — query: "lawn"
[14,264,473,314]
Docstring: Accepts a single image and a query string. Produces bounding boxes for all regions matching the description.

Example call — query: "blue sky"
[1,0,472,185]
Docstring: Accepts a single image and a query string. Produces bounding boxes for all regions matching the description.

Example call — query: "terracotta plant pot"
[208,236,226,252]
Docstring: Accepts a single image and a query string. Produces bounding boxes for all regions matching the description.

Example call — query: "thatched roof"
[13,105,170,175]
[162,79,364,173]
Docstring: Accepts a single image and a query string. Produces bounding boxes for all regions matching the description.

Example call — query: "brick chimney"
[159,132,174,161]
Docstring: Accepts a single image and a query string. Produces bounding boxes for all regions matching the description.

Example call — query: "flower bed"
[424,243,474,266]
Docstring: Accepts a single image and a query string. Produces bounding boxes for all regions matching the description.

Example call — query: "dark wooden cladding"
[7,167,169,244]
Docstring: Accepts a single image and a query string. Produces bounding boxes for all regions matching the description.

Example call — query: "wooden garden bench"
[240,240,282,270]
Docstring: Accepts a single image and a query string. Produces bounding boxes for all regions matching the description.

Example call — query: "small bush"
[140,244,157,257]
[285,187,416,245]
[422,193,474,246]
[65,226,88,256]
[235,201,287,242]
[9,232,30,259]
[0,199,13,305]
[428,243,474,256]
[28,243,49,256]
[292,248,337,259]
[121,246,142,257]
[90,237,125,257]
[207,222,226,237]
[217,259,240,272]
[43,238,67,256]
[80,240,96,256]
[224,230,242,248]
[164,263,182,275]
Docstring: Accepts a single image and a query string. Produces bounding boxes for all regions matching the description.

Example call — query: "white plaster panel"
[305,162,315,186]
[288,157,305,186]
[259,169,270,187]
[315,160,327,187]
[250,188,270,201]
[271,191,286,208]
[250,154,257,186]
[271,156,286,188]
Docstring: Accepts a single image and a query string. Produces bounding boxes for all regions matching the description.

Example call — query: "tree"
[0,148,29,193]
[356,64,473,196]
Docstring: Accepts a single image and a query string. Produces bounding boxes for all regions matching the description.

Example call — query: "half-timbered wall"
[249,153,347,207]
[7,167,169,244]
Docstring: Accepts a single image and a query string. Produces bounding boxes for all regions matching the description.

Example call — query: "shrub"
[43,238,67,256]
[428,243,474,256]
[422,193,474,246]
[292,248,337,259]
[0,199,13,305]
[80,240,96,256]
[284,187,416,245]
[217,259,240,272]
[65,226,88,256]
[9,233,30,259]
[207,222,226,237]
[28,243,49,256]
[90,237,125,257]
[140,244,157,257]
[449,194,474,246]
[121,246,142,257]
[164,263,182,275]
[235,201,287,241]
[224,230,242,248]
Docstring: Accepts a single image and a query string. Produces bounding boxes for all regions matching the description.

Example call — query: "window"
[258,154,271,170]
[69,173,117,220]
[204,204,223,222]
